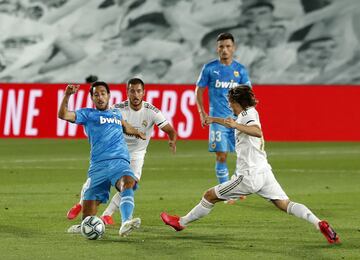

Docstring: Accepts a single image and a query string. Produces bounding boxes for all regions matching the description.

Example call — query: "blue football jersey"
[75,108,130,164]
[196,59,251,118]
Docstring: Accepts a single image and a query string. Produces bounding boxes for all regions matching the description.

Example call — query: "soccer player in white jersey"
[161,85,340,244]
[67,77,177,225]
[195,33,250,204]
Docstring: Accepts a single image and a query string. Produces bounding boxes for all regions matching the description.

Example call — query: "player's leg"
[116,175,141,236]
[161,187,218,231]
[259,169,339,243]
[67,178,90,220]
[209,124,231,184]
[161,175,247,231]
[101,157,143,225]
[100,192,120,225]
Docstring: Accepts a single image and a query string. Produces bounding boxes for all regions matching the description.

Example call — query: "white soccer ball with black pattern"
[80,216,105,240]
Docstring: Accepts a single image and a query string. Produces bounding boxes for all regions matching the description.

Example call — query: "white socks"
[180,198,214,226]
[102,192,121,216]
[287,201,320,229]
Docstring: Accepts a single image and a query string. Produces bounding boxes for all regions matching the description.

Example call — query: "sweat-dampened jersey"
[235,107,270,174]
[113,100,168,159]
[75,108,130,164]
[196,59,251,118]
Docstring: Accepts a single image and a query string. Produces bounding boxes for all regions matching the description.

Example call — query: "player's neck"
[130,102,142,111]
[219,58,233,66]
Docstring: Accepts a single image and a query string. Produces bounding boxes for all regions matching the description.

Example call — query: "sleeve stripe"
[157,120,167,126]
[246,120,255,125]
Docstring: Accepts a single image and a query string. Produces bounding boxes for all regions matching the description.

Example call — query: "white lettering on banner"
[178,90,195,138]
[25,90,42,136]
[0,90,2,121]
[146,90,160,138]
[57,90,85,136]
[4,89,24,136]
[159,91,177,137]
[109,91,122,106]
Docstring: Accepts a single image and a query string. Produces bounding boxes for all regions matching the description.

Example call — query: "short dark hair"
[89,81,110,96]
[127,77,145,90]
[297,36,334,53]
[228,85,258,109]
[216,32,235,43]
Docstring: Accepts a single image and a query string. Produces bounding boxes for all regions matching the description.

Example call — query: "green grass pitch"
[0,139,360,259]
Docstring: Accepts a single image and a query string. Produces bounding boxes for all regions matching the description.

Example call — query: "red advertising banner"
[0,83,359,141]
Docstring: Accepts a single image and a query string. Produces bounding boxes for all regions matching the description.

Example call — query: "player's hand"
[136,131,146,140]
[65,84,80,96]
[168,140,176,154]
[224,118,237,128]
[204,116,213,125]
[200,112,208,127]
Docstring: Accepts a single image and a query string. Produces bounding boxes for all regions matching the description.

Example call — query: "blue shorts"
[208,124,235,152]
[83,159,136,204]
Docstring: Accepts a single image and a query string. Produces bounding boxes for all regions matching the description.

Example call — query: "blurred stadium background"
[1,0,360,259]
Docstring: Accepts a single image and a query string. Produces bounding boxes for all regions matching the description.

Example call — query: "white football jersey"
[113,100,168,158]
[235,107,271,174]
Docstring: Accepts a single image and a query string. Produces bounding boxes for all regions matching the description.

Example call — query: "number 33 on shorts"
[210,131,222,142]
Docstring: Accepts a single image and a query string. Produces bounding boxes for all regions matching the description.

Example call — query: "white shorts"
[214,168,289,201]
[130,156,144,181]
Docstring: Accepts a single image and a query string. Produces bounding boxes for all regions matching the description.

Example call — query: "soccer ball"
[80,216,105,240]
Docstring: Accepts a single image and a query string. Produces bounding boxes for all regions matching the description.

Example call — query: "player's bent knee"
[216,152,227,163]
[116,176,136,192]
[272,199,290,212]
[203,188,219,204]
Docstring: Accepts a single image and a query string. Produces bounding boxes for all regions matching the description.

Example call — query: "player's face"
[127,83,144,109]
[91,86,110,111]
[217,39,235,63]
[229,98,242,115]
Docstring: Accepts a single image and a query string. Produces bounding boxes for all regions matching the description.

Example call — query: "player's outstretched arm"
[224,118,262,138]
[58,84,79,123]
[204,116,227,127]
[121,120,146,140]
[161,123,177,154]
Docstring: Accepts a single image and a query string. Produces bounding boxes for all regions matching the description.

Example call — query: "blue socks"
[120,188,134,223]
[215,161,229,184]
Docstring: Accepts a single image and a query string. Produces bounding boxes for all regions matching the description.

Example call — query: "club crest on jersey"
[215,79,238,89]
[234,71,239,77]
[100,116,121,126]
[142,120,148,128]
[211,142,216,149]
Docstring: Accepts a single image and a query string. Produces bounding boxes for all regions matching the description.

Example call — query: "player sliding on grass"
[59,81,146,237]
[67,78,177,225]
[161,85,340,244]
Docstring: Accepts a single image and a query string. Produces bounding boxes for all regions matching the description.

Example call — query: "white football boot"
[119,218,141,237]
[67,224,81,233]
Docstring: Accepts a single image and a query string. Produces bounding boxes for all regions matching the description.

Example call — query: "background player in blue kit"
[195,33,251,191]
[58,81,146,237]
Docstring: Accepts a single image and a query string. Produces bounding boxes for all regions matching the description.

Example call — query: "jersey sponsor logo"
[234,71,239,77]
[99,116,122,125]
[215,79,238,89]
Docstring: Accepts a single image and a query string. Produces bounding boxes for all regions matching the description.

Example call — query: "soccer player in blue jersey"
[58,81,146,237]
[195,32,251,192]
